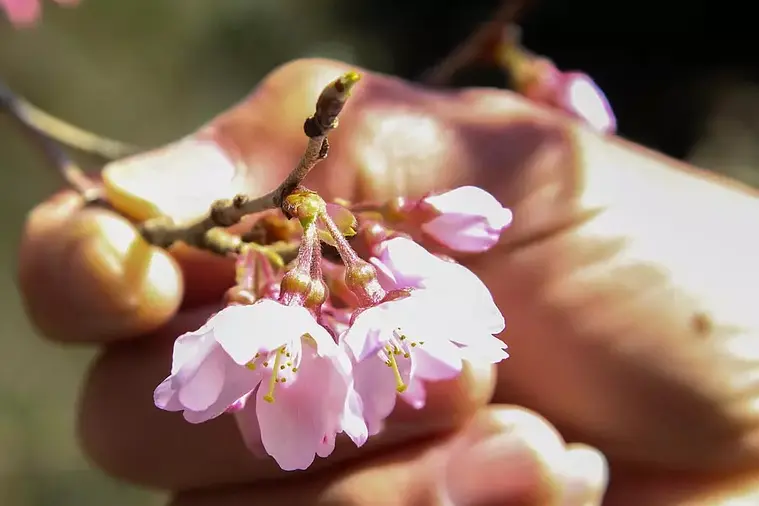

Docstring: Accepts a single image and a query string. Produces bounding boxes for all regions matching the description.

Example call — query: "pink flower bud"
[420,186,513,253]
[555,72,617,134]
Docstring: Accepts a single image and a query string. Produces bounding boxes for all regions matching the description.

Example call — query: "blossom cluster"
[154,185,513,471]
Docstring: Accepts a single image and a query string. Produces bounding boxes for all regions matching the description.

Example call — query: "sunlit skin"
[17,59,759,504]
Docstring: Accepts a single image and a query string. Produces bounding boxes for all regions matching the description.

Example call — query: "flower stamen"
[386,349,407,393]
[263,347,285,403]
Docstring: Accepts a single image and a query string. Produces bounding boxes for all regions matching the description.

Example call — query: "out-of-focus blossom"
[496,29,617,134]
[1,0,80,28]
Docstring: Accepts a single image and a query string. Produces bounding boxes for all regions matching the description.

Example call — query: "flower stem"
[418,0,535,86]
[137,72,362,254]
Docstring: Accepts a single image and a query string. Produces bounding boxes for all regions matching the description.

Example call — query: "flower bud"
[223,286,258,306]
[345,260,385,305]
[305,278,328,308]
[280,269,312,297]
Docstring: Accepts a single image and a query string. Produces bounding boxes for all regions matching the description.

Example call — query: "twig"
[0,78,138,160]
[138,71,362,255]
[418,0,535,86]
[0,79,105,203]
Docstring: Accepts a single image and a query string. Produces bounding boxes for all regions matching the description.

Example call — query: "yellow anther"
[263,349,283,403]
[387,353,407,393]
[292,367,298,373]
[245,362,256,371]
[262,361,269,367]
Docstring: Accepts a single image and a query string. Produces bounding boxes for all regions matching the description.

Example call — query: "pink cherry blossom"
[154,300,367,471]
[370,236,504,334]
[420,186,513,253]
[342,288,508,434]
[1,0,79,27]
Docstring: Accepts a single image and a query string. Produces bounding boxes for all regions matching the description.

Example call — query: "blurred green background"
[1,0,758,505]
[0,2,381,505]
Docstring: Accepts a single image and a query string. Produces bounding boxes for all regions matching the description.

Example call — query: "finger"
[77,306,496,490]
[168,406,573,506]
[557,445,608,506]
[17,192,184,343]
[477,120,759,471]
[603,464,759,506]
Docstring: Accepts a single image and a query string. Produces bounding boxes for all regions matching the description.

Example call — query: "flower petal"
[343,305,397,361]
[214,301,306,364]
[233,389,267,458]
[412,337,463,381]
[181,350,262,424]
[256,346,348,470]
[400,378,427,410]
[562,73,616,134]
[177,346,227,411]
[352,354,399,436]
[424,186,513,232]
[153,377,183,411]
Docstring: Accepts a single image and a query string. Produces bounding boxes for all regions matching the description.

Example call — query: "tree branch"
[0,79,108,203]
[138,71,362,255]
[418,0,535,86]
[0,78,138,160]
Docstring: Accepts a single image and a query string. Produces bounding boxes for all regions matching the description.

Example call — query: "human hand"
[17,59,759,504]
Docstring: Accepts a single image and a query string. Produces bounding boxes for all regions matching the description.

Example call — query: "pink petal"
[1,0,41,26]
[424,186,513,231]
[153,377,183,411]
[233,391,268,458]
[256,348,348,470]
[352,354,400,435]
[561,73,616,134]
[342,387,369,446]
[369,256,400,291]
[182,354,261,424]
[343,304,397,361]
[459,335,510,364]
[213,301,314,365]
[373,238,505,334]
[422,213,503,253]
[317,432,336,458]
[177,346,227,411]
[421,187,512,253]
[333,347,369,447]
[412,338,463,381]
[400,378,427,410]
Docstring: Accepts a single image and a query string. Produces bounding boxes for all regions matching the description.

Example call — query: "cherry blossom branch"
[138,71,362,255]
[418,0,535,86]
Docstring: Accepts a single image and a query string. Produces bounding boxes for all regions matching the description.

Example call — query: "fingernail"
[559,446,608,506]
[103,137,245,222]
[442,432,546,506]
